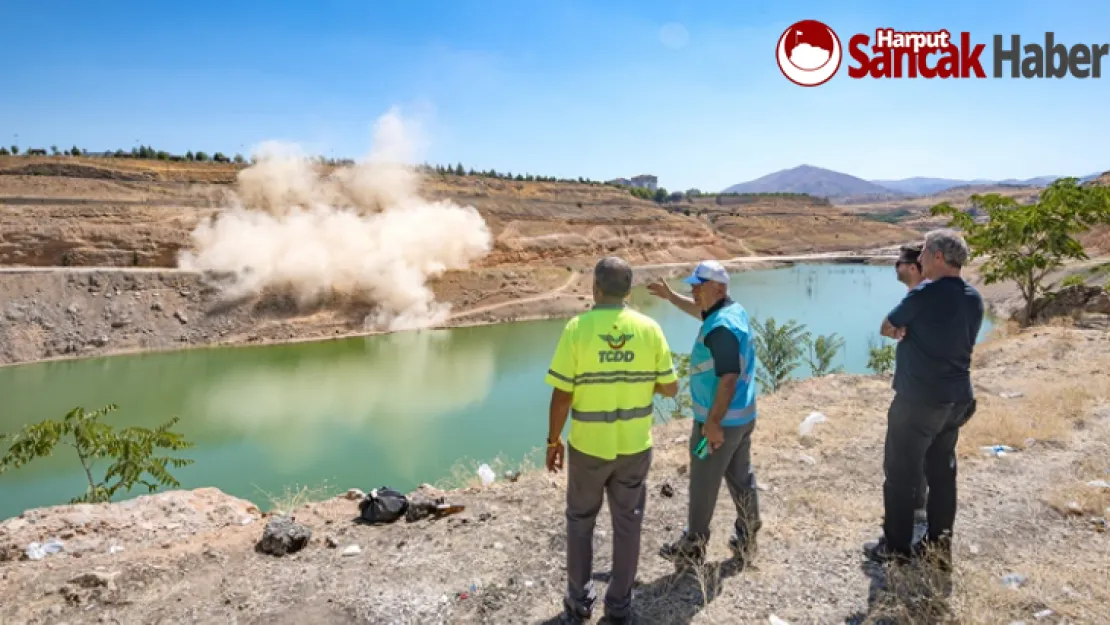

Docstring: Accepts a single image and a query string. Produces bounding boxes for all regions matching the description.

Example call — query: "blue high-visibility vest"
[688,301,758,427]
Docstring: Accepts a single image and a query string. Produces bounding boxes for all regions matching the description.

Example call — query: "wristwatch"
[547,437,560,447]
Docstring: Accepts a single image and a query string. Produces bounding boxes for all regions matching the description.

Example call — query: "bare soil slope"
[687,194,917,254]
[1,325,1107,624]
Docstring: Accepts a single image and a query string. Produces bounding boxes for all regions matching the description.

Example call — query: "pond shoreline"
[0,254,899,369]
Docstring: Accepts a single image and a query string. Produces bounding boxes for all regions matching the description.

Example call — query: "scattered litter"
[798,454,817,465]
[360,487,409,524]
[999,391,1025,399]
[660,483,675,498]
[981,444,1016,457]
[345,488,366,501]
[25,539,64,561]
[326,536,339,548]
[341,545,361,557]
[503,470,521,483]
[238,516,254,526]
[1066,501,1085,516]
[1034,609,1055,619]
[769,616,791,625]
[493,542,504,550]
[108,545,124,555]
[1002,573,1027,589]
[1086,480,1110,489]
[1091,517,1107,533]
[524,580,534,588]
[477,464,496,486]
[968,543,980,555]
[798,411,827,437]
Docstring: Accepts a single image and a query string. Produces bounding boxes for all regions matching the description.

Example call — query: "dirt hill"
[1,323,1107,624]
[685,193,915,254]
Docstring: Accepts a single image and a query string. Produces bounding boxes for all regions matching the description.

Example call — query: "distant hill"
[873,173,1102,195]
[722,165,904,200]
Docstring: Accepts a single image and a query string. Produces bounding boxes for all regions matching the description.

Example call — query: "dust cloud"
[177,108,493,331]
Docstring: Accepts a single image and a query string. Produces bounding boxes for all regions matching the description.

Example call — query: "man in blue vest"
[647,260,761,565]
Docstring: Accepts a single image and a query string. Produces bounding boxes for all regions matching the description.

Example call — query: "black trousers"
[882,393,976,553]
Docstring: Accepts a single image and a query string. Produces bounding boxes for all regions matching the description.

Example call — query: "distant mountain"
[872,173,1103,195]
[722,165,904,200]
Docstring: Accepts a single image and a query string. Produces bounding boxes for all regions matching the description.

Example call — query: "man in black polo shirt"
[866,229,984,566]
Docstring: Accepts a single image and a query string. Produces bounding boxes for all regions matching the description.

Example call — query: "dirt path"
[446,271,582,321]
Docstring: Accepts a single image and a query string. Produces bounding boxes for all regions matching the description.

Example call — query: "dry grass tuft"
[256,480,336,515]
[1043,444,1110,518]
[958,382,1095,454]
[435,447,545,490]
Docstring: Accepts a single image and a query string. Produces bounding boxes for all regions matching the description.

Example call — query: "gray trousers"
[565,444,652,619]
[687,419,761,540]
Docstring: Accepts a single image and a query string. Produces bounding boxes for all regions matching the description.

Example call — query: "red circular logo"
[776,20,842,87]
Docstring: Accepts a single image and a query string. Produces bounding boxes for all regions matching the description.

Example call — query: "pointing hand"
[647,280,672,299]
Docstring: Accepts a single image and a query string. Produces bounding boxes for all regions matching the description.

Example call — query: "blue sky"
[3,0,1109,191]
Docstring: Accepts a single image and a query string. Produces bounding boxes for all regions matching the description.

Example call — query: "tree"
[9,145,18,155]
[752,317,812,392]
[867,336,896,375]
[234,153,245,164]
[931,177,1110,324]
[0,404,194,504]
[0,147,8,156]
[653,187,669,203]
[455,162,465,176]
[50,145,60,156]
[807,332,845,376]
[186,150,195,161]
[194,151,209,162]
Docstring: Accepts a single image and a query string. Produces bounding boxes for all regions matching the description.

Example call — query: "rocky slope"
[0,156,921,366]
[1,324,1108,624]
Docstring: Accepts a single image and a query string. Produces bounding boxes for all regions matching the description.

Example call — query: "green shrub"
[0,404,194,505]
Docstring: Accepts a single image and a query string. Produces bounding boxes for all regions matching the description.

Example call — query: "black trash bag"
[359,486,409,524]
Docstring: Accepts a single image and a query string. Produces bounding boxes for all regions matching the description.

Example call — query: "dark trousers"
[565,444,652,619]
[687,419,761,540]
[882,393,976,553]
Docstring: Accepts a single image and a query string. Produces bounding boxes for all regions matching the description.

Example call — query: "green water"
[0,264,992,519]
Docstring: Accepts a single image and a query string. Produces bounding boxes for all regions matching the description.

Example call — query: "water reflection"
[191,329,496,469]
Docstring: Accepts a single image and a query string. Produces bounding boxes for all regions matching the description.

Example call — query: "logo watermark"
[776,20,843,87]
[777,21,1108,84]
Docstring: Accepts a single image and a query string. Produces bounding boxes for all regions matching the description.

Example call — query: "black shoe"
[914,536,953,572]
[659,531,706,563]
[558,608,587,624]
[601,613,637,625]
[728,530,757,563]
[863,536,913,564]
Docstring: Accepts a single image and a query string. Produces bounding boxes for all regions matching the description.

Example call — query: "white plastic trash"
[477,463,495,486]
[25,539,63,561]
[769,616,792,625]
[798,411,827,437]
[980,445,1015,457]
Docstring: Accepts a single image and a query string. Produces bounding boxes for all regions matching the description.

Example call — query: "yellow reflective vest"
[545,304,677,460]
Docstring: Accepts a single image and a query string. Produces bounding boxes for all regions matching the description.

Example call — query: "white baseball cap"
[681,260,730,285]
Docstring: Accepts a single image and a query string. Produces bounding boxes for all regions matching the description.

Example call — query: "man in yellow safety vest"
[545,256,679,624]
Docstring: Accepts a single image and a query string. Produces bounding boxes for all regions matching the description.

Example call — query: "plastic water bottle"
[477,464,495,486]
